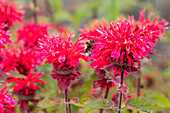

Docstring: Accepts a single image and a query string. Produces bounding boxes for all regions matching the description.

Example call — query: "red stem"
[65,89,69,113]
[137,64,141,113]
[137,77,141,97]
[68,98,71,113]
[117,71,124,113]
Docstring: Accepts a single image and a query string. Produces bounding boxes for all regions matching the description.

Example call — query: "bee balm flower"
[17,23,48,47]
[0,0,23,27]
[80,13,168,76]
[7,71,46,100]
[0,44,42,75]
[0,83,17,113]
[38,33,86,91]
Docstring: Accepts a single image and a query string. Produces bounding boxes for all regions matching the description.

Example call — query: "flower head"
[7,71,46,100]
[17,23,48,47]
[0,23,11,48]
[80,19,144,75]
[0,0,23,26]
[0,83,17,113]
[0,44,43,75]
[38,33,86,90]
[80,12,168,76]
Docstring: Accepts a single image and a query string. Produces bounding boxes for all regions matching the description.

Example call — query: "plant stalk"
[68,98,71,113]
[99,84,110,113]
[33,0,37,25]
[137,64,141,113]
[137,77,141,97]
[117,71,124,113]
[65,89,69,113]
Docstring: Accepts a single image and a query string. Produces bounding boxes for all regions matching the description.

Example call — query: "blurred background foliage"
[11,0,170,112]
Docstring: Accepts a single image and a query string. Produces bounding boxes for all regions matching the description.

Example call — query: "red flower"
[17,23,48,47]
[80,19,144,75]
[79,12,168,76]
[7,71,46,100]
[0,0,23,26]
[0,23,11,48]
[0,44,43,75]
[0,83,17,113]
[38,33,86,90]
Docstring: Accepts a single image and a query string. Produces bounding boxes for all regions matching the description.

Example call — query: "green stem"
[33,0,37,25]
[99,84,110,113]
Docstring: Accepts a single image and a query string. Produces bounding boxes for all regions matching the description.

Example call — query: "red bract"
[0,0,23,26]
[93,69,116,89]
[80,12,168,76]
[17,23,48,47]
[38,33,86,90]
[7,71,46,100]
[0,45,42,75]
[0,83,17,113]
[0,23,11,48]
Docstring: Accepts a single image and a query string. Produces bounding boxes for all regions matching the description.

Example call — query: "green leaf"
[82,99,113,113]
[70,99,84,107]
[126,97,165,112]
[70,95,95,107]
[144,90,170,106]
[71,104,80,113]
[80,94,95,105]
[37,97,62,109]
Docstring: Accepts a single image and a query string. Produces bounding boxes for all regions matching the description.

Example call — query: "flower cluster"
[0,23,11,48]
[0,0,23,26]
[17,23,48,47]
[0,83,17,113]
[80,10,168,76]
[0,44,42,75]
[38,33,86,90]
[7,71,46,100]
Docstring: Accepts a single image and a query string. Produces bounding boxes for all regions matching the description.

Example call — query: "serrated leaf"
[125,97,164,112]
[37,97,62,109]
[82,99,113,113]
[70,98,84,107]
[144,90,170,106]
[80,94,95,105]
